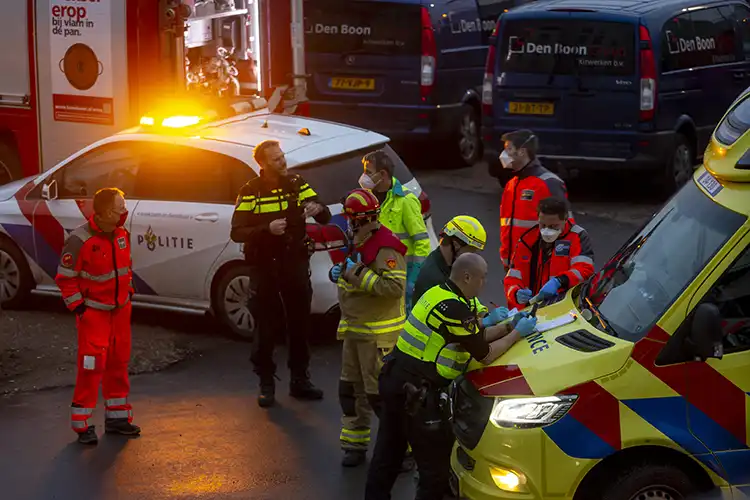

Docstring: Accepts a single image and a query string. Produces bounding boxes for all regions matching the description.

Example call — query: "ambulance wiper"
[582,296,619,338]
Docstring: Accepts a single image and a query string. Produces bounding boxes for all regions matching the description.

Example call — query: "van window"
[498,19,635,76]
[662,7,739,72]
[715,94,750,145]
[293,144,415,206]
[304,0,421,56]
[727,4,750,61]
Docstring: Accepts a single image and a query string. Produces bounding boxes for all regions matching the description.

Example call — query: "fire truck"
[0,0,308,185]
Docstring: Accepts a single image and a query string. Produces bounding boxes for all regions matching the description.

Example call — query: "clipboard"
[535,311,578,333]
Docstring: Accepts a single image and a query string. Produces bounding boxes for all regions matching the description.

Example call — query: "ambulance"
[449,90,750,499]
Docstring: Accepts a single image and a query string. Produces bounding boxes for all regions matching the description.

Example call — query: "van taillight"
[420,7,437,101]
[482,21,501,117]
[639,25,656,122]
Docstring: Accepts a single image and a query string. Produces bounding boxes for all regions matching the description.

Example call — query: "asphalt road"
[0,183,644,500]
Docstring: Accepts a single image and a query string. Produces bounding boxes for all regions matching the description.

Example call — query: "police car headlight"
[489,395,577,429]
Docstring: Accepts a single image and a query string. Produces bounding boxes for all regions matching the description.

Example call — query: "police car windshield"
[581,179,745,342]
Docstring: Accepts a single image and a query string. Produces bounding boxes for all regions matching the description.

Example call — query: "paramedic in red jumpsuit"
[55,188,141,445]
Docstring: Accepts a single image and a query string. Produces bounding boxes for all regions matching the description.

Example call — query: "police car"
[0,101,438,338]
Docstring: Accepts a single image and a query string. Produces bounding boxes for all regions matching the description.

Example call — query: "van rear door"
[304,0,422,111]
[494,15,638,159]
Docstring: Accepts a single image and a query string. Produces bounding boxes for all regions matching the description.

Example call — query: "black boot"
[258,376,276,408]
[77,425,98,445]
[105,418,141,436]
[289,373,324,400]
[341,449,367,467]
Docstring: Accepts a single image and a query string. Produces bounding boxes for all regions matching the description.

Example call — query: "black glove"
[73,304,87,316]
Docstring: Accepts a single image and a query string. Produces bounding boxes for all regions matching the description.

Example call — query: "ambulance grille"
[555,330,615,352]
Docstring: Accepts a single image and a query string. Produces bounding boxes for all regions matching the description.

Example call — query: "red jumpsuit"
[504,221,595,311]
[55,217,134,433]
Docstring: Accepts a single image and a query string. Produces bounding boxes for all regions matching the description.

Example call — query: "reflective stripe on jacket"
[499,160,571,268]
[379,177,430,267]
[504,221,595,310]
[396,285,484,381]
[55,218,133,311]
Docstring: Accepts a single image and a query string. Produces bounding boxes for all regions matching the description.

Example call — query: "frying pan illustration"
[59,43,103,91]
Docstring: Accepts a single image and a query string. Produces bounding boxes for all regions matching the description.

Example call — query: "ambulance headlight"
[489,395,577,429]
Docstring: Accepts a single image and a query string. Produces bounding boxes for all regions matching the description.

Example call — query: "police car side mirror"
[41,180,58,201]
[686,303,725,361]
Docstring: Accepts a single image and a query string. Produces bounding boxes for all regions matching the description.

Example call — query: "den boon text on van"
[309,23,372,36]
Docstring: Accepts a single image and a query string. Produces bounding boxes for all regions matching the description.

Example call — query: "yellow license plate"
[507,101,555,115]
[330,77,375,91]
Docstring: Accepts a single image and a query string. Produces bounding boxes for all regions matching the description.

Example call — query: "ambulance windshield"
[580,180,745,342]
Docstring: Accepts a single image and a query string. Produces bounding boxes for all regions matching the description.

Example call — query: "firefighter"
[505,197,595,311]
[365,253,538,500]
[230,139,331,407]
[55,188,140,445]
[359,150,430,309]
[499,129,571,272]
[412,215,488,305]
[330,188,408,467]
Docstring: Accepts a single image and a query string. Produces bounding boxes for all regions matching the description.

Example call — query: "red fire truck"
[0,0,308,185]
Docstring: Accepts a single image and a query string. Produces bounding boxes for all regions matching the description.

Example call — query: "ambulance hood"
[466,293,634,397]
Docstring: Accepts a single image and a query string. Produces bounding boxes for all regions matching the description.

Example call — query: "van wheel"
[0,140,23,186]
[454,106,482,166]
[212,263,257,341]
[593,464,695,500]
[0,237,33,309]
[662,134,694,194]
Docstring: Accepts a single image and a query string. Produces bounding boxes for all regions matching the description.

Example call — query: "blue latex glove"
[538,277,562,300]
[482,307,509,327]
[345,257,357,272]
[330,264,343,282]
[516,288,533,305]
[510,311,529,328]
[514,315,538,337]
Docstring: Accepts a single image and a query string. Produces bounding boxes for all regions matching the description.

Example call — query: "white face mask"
[540,228,561,243]
[499,150,514,169]
[358,173,377,190]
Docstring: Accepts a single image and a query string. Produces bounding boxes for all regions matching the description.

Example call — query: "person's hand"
[511,311,529,328]
[343,257,358,279]
[303,202,323,218]
[482,306,509,327]
[537,277,561,300]
[516,288,533,305]
[330,264,343,282]
[73,304,87,317]
[514,315,538,337]
[269,219,287,235]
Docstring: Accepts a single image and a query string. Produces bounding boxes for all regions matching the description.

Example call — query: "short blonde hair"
[253,140,281,165]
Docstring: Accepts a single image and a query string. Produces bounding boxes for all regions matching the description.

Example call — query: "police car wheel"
[598,464,694,500]
[213,264,257,341]
[0,238,33,309]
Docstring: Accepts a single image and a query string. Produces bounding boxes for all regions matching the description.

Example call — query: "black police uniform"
[230,170,331,389]
[412,247,451,306]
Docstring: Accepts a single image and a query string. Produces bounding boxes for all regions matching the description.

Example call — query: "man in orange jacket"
[55,188,140,445]
[499,129,571,271]
[505,197,595,311]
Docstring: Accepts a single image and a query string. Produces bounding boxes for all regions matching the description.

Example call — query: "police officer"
[230,139,331,407]
[412,215,487,306]
[359,150,431,309]
[365,253,538,500]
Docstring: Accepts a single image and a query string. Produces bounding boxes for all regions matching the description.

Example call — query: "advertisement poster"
[50,0,113,125]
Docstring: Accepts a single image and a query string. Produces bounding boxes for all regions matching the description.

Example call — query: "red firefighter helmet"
[343,188,380,220]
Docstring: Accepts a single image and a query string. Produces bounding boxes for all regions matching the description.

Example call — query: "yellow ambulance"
[449,94,750,500]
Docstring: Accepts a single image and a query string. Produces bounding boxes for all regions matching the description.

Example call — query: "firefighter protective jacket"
[230,171,331,263]
[55,217,134,312]
[500,160,570,268]
[334,225,408,343]
[504,221,595,311]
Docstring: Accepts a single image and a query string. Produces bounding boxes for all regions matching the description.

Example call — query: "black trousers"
[365,358,455,500]
[249,257,312,379]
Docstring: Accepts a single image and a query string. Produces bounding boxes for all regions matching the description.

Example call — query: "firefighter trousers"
[339,338,393,451]
[250,260,312,379]
[70,303,133,433]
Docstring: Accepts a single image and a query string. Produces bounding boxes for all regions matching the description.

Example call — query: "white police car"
[0,102,438,338]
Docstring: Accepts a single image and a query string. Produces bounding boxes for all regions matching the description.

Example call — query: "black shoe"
[77,425,98,445]
[289,377,324,400]
[400,451,416,473]
[258,377,276,408]
[105,418,141,436]
[341,450,367,467]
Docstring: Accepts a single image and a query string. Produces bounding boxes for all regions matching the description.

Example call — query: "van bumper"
[308,101,463,141]
[482,125,676,179]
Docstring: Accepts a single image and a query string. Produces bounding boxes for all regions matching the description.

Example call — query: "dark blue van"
[482,0,750,191]
[303,0,536,166]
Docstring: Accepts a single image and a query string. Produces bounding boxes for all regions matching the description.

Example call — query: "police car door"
[128,142,252,301]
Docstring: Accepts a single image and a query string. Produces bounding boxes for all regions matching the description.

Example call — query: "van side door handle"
[194,213,219,222]
[732,70,746,80]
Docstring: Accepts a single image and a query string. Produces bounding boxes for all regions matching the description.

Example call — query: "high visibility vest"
[396,284,483,381]
[379,178,431,266]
